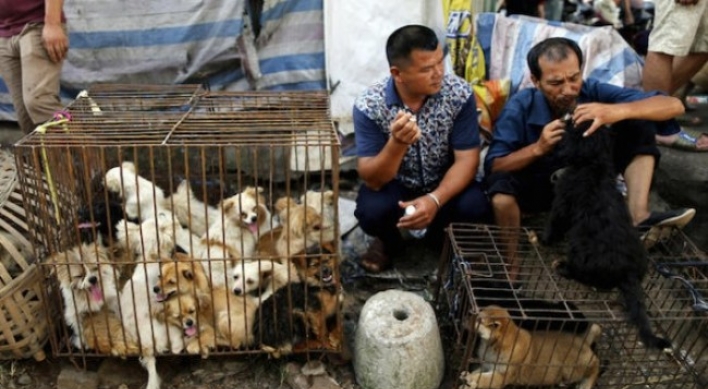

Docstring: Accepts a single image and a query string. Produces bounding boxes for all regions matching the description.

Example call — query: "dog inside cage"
[13,88,343,389]
[438,224,708,389]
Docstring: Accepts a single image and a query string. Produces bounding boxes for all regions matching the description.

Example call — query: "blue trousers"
[354,179,491,254]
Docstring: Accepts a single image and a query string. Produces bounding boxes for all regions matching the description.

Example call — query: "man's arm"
[574,95,685,136]
[43,0,68,63]
[356,110,420,191]
[491,118,565,173]
[398,147,480,230]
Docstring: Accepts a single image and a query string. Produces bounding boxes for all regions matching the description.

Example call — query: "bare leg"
[491,193,521,281]
[623,155,654,226]
[643,51,674,93]
[669,53,708,95]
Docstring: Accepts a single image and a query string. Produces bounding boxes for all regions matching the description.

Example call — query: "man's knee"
[355,188,399,230]
[491,192,518,213]
[23,89,61,125]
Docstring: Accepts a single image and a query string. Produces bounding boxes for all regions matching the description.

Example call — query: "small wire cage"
[13,84,343,359]
[437,223,708,389]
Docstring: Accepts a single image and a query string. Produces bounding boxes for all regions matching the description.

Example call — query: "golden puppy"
[160,292,216,358]
[460,305,600,389]
[153,252,210,303]
[212,287,259,349]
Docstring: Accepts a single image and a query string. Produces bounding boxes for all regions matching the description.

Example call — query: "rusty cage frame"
[437,223,708,389]
[12,84,343,358]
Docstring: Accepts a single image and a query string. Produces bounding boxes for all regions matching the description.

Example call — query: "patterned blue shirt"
[353,74,480,192]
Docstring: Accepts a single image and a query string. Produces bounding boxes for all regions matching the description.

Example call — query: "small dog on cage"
[49,242,118,341]
[542,118,671,350]
[232,259,300,301]
[300,189,336,235]
[163,180,220,237]
[153,252,211,303]
[213,285,260,349]
[252,243,341,357]
[187,188,263,287]
[105,161,167,222]
[459,305,601,389]
[159,292,216,358]
[256,197,335,260]
[76,174,132,247]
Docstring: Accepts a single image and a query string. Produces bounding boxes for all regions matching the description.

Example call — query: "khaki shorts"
[649,0,708,56]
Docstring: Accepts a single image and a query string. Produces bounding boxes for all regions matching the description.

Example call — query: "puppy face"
[231,260,273,296]
[50,242,117,312]
[154,253,209,302]
[163,293,200,338]
[222,186,268,235]
[475,306,512,341]
[116,211,176,258]
[290,244,336,287]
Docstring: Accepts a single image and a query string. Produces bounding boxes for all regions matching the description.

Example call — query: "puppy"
[256,197,334,260]
[159,292,215,358]
[230,186,273,237]
[115,211,177,263]
[231,259,299,301]
[163,180,220,237]
[153,252,210,303]
[212,286,259,349]
[300,189,335,236]
[48,242,123,351]
[543,119,670,349]
[460,305,600,389]
[190,189,261,287]
[252,244,341,357]
[105,161,167,222]
[81,310,140,357]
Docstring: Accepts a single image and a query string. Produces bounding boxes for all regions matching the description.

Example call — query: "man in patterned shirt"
[353,24,490,273]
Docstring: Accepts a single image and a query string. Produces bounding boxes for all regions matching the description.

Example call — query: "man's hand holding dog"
[390,111,421,146]
[573,102,623,137]
[533,119,565,156]
[397,198,436,230]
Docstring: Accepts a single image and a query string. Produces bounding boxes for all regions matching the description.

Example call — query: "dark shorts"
[485,119,661,213]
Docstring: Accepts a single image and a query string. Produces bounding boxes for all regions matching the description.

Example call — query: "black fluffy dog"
[543,118,671,350]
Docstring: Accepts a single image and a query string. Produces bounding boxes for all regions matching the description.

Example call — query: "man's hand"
[573,102,623,136]
[396,197,437,230]
[42,23,68,63]
[533,119,565,156]
[390,111,421,146]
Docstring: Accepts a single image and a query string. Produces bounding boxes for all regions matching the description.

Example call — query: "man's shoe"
[359,238,393,273]
[637,208,696,229]
[639,208,696,249]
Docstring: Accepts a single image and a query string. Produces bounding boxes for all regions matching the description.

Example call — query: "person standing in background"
[0,0,68,134]
[498,0,546,19]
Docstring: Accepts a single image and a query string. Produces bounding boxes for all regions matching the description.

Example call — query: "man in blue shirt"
[353,25,490,273]
[485,37,696,279]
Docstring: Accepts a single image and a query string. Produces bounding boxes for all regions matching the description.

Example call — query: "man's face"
[532,53,583,116]
[392,45,445,97]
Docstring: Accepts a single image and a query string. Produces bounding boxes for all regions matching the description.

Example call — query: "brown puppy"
[212,286,259,349]
[460,305,601,389]
[153,252,210,303]
[82,309,140,357]
[160,293,216,358]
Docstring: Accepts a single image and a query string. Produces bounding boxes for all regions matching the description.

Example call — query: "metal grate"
[13,85,343,362]
[438,223,708,389]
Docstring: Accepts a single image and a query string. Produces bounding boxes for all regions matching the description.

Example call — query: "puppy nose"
[186,319,194,327]
[233,288,242,295]
[249,215,257,223]
[153,286,161,294]
[321,267,332,278]
[88,276,98,285]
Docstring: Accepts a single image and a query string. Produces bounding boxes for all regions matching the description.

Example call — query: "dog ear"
[323,190,334,204]
[222,198,235,213]
[181,268,194,281]
[260,269,273,283]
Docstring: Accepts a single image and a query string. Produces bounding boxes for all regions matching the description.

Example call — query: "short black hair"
[527,37,584,80]
[386,25,439,68]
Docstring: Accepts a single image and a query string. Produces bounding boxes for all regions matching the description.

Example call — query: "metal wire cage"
[437,223,708,389]
[12,84,343,359]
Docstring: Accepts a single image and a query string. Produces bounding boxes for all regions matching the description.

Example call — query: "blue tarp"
[0,0,326,121]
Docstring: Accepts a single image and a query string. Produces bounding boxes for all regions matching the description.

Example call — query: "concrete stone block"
[353,289,444,389]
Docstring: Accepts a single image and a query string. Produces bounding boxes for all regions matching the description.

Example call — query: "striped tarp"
[0,0,325,121]
[476,12,644,95]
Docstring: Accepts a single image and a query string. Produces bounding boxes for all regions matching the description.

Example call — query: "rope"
[34,111,71,224]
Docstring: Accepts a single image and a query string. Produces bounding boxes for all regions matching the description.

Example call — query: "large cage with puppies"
[13,85,343,370]
[437,223,708,389]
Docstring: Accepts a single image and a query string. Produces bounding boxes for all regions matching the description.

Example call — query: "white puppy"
[231,259,299,302]
[105,161,167,221]
[48,242,119,350]
[163,180,220,237]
